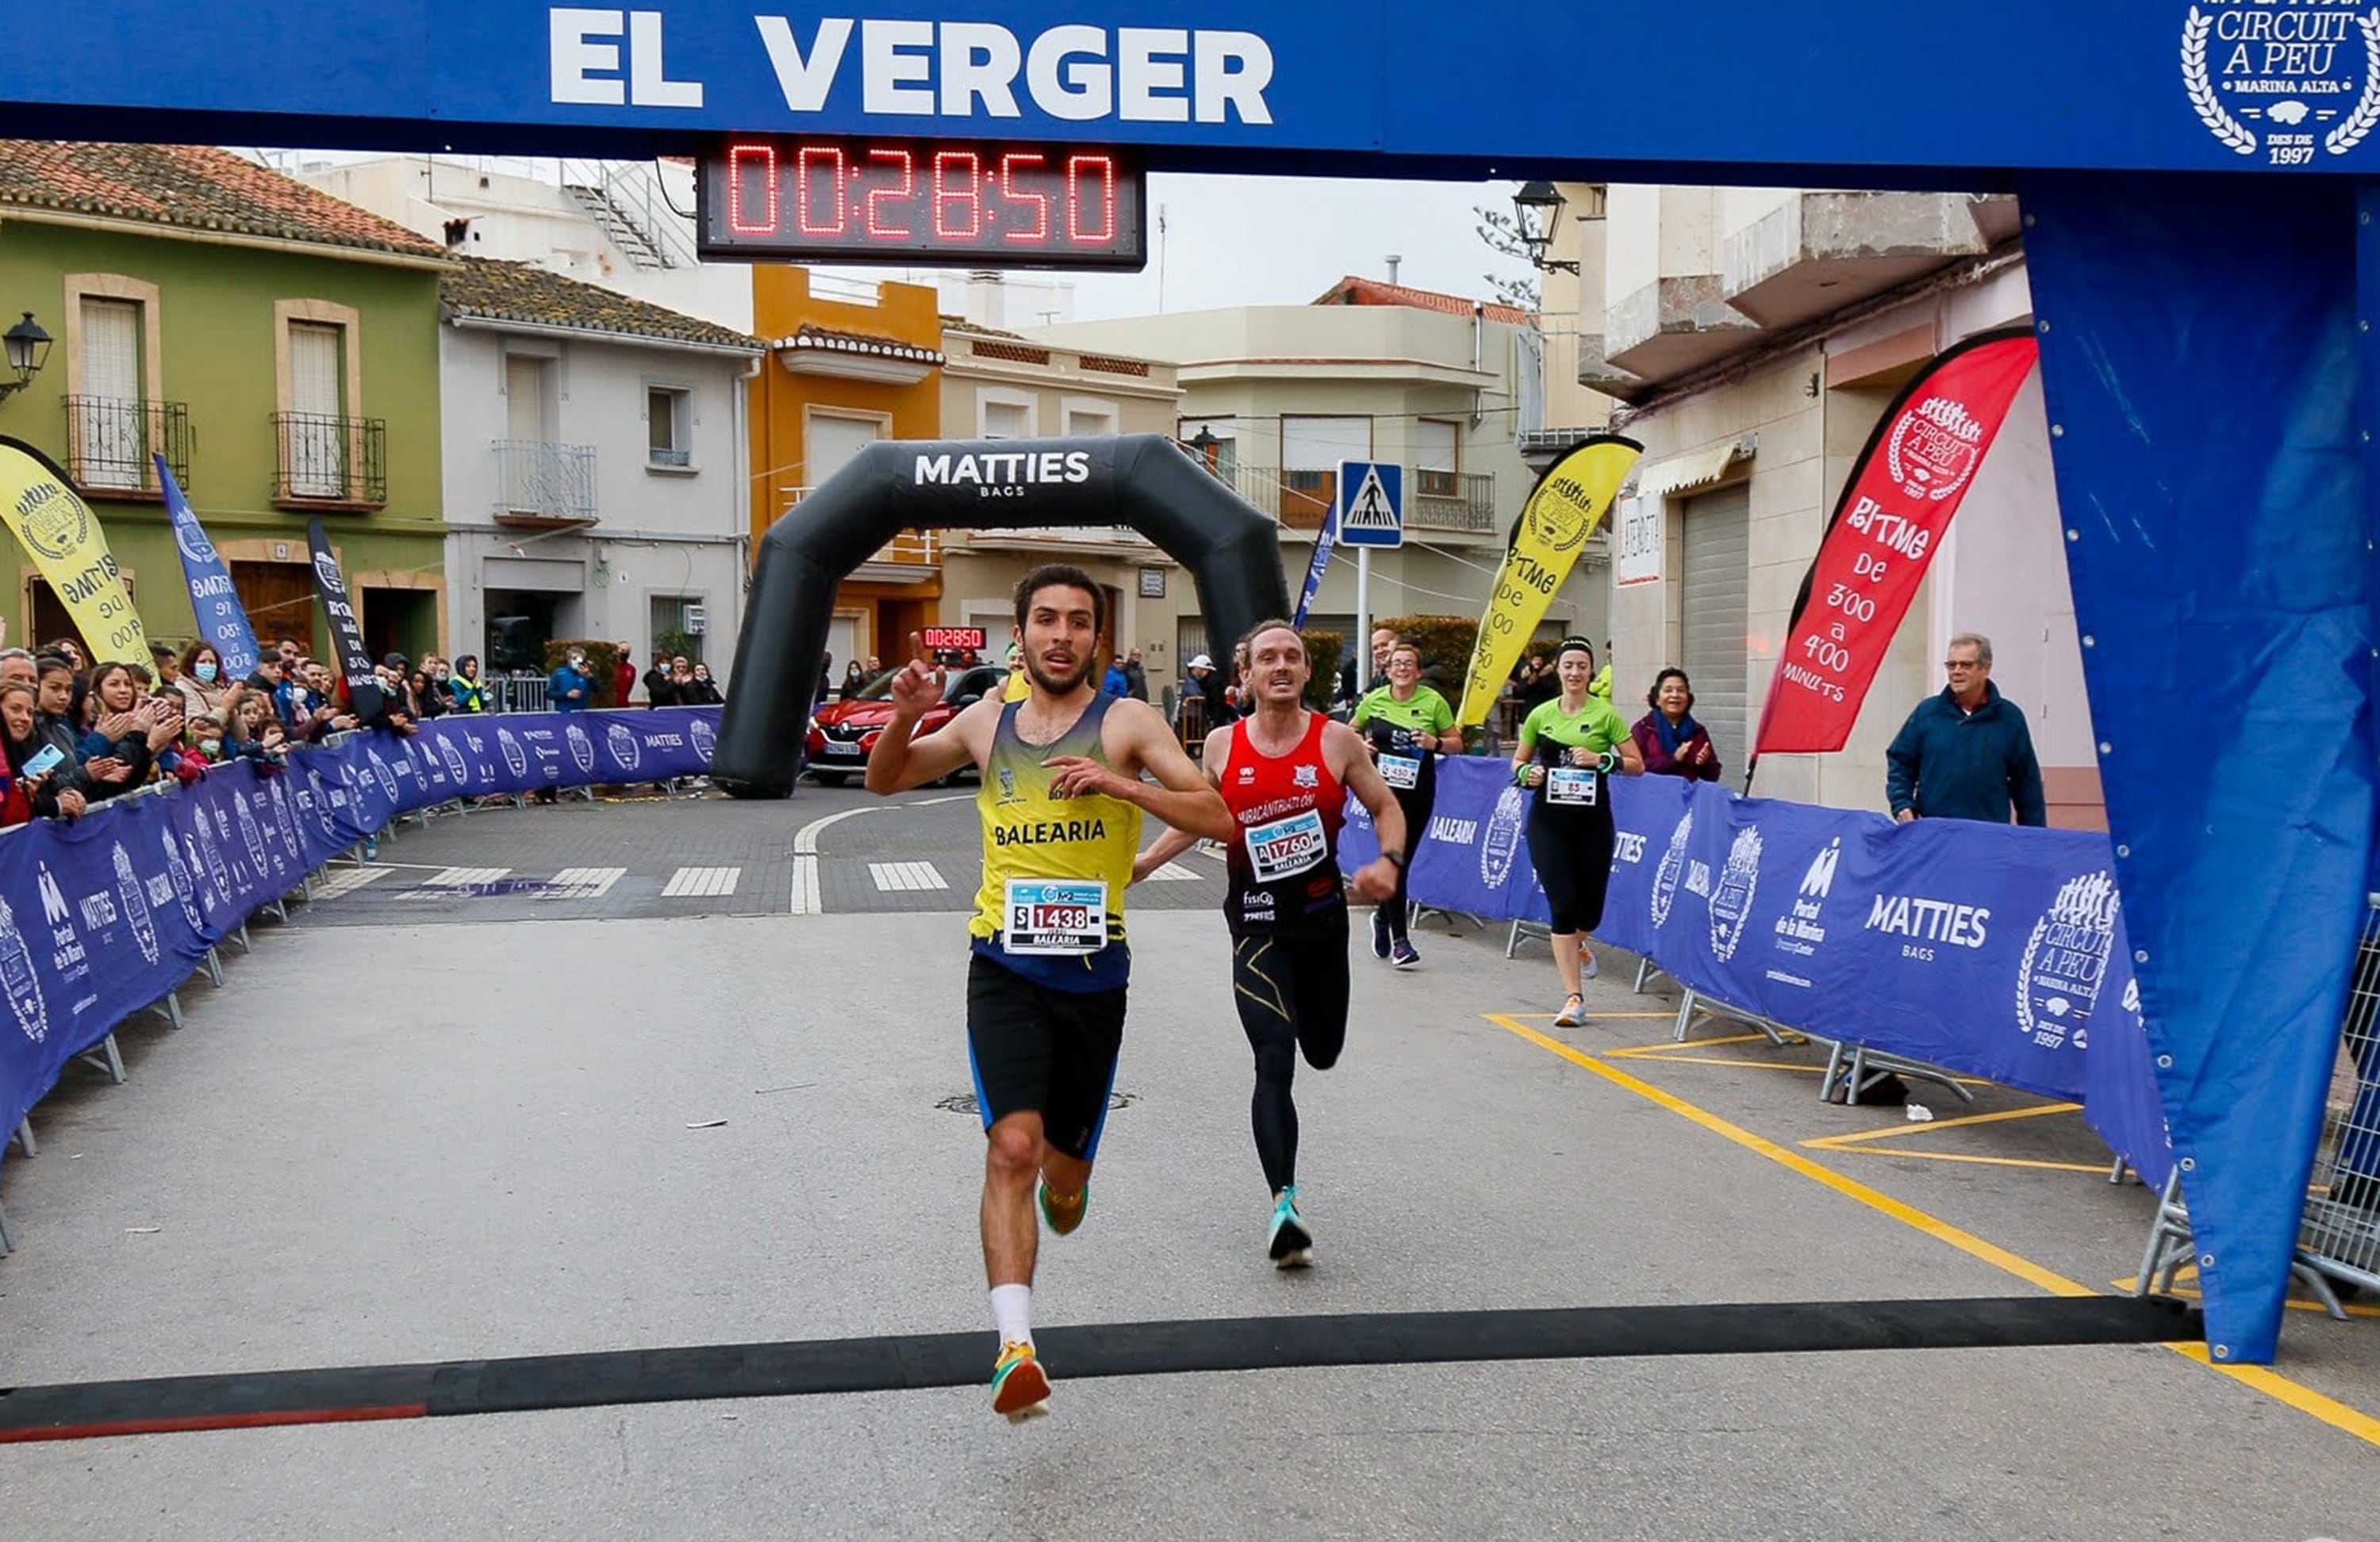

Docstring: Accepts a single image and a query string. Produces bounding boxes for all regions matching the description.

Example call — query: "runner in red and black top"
[1137,619,1404,1268]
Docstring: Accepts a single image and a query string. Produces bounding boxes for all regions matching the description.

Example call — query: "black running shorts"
[966,951,1129,1161]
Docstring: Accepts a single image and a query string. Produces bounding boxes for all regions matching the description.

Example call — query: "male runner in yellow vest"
[866,563,1233,1422]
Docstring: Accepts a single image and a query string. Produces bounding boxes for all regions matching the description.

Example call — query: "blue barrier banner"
[1334,754,2167,1169]
[0,709,720,1172]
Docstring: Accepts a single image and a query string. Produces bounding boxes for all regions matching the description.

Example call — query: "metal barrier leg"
[200,947,224,988]
[1672,988,1699,1043]
[2109,1156,2132,1184]
[1633,955,1666,994]
[13,1118,34,1158]
[0,1195,13,1253]
[74,1032,125,1084]
[223,923,251,956]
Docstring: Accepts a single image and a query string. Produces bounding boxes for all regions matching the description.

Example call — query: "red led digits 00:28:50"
[700,138,1145,270]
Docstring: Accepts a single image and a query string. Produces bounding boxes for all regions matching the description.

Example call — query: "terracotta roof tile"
[442,259,762,351]
[0,141,451,260]
[1312,275,1532,327]
[774,322,943,363]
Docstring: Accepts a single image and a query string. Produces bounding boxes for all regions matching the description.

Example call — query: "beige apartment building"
[1032,276,1595,696]
[1539,182,2094,824]
[934,309,1191,697]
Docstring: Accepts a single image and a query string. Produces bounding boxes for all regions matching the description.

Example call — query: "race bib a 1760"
[1001,878,1108,954]
[1244,808,1327,883]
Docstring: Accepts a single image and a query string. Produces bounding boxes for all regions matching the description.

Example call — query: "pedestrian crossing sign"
[1336,461,1403,548]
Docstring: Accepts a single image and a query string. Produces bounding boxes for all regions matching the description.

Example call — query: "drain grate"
[936,1092,1135,1115]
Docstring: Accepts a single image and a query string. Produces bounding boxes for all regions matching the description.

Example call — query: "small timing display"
[697,138,1146,270]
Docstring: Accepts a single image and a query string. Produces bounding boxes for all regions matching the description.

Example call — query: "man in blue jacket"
[1884,631,2046,827]
[547,649,593,714]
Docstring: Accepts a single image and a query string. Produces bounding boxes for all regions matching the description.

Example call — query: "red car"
[805,663,1005,786]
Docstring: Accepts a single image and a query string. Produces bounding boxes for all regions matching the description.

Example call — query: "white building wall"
[440,322,753,686]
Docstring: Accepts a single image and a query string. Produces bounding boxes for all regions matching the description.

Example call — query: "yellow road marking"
[1802,1102,2105,1176]
[1804,1102,2082,1147]
[1484,1012,2380,1452]
[2114,1273,2380,1321]
[2168,1344,2380,1445]
[1487,1014,2086,1297]
[1508,1011,1677,1021]
[1606,1031,1779,1055]
[1611,1053,1829,1076]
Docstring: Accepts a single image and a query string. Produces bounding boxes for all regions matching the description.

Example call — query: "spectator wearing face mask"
[644,654,680,709]
[681,662,723,704]
[177,642,230,723]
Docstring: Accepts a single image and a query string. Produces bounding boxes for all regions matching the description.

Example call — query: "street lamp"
[1187,425,1221,473]
[0,313,52,405]
[1511,182,1580,275]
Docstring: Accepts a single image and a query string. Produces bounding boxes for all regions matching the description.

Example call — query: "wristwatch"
[1383,849,1407,869]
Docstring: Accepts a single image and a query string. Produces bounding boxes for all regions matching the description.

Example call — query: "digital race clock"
[697,138,1147,270]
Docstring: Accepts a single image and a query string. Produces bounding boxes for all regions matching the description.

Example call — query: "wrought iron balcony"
[1410,469,1496,532]
[493,439,597,524]
[63,396,192,495]
[272,412,386,508]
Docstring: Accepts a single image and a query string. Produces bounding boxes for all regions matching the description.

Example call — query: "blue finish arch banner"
[2017,171,2374,1366]
[11,3,2380,177]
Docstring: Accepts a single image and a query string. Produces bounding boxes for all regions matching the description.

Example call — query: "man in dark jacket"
[1884,631,2046,827]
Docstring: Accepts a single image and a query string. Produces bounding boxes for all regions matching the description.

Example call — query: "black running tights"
[1230,923,1351,1194]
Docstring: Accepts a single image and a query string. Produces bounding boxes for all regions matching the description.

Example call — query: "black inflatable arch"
[712,433,1291,796]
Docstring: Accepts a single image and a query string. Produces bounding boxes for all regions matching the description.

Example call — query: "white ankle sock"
[989,1283,1033,1347]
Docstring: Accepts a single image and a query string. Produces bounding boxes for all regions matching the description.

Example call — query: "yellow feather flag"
[1455,435,1641,728]
[0,437,148,662]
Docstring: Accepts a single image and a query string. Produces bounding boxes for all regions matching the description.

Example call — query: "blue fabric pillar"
[2017,173,2376,1364]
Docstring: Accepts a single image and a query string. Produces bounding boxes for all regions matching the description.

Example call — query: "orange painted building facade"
[747,267,946,677]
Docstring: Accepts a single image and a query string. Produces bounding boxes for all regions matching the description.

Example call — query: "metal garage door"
[1678,482,1750,767]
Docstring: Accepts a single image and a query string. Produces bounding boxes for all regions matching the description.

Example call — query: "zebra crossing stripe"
[539,867,626,900]
[313,868,392,900]
[869,861,947,892]
[420,867,510,888]
[662,866,740,898]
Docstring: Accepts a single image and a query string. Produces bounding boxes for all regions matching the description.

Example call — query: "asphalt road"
[3,792,2378,1540]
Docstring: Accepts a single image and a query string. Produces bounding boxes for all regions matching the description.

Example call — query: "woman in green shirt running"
[1351,639,1458,968]
[1511,639,1644,1026]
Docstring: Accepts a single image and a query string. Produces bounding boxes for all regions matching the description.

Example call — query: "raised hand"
[888,631,945,716]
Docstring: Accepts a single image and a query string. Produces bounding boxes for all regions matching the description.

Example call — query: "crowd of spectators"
[0,630,525,830]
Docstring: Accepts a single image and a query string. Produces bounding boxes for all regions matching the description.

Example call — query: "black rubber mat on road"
[0,1294,2200,1442]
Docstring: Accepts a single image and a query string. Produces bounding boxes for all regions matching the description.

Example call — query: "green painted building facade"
[0,143,451,669]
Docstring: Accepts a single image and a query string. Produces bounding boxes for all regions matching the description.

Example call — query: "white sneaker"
[1579,942,1599,980]
[1553,993,1585,1028]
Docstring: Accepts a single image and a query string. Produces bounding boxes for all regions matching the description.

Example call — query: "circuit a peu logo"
[1706,825,1763,964]
[605,720,642,773]
[2016,870,2121,1051]
[1649,810,1693,928]
[0,895,46,1045]
[2182,3,2380,163]
[1478,784,1527,891]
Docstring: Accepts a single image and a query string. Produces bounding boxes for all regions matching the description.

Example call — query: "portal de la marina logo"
[2182,1,2380,163]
